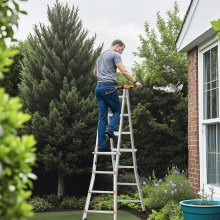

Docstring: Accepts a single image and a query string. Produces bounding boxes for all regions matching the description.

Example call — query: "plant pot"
[180,199,220,220]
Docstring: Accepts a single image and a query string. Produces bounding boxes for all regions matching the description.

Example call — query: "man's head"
[111,39,125,54]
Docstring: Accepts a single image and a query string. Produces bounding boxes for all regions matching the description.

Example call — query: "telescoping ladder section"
[82,88,146,220]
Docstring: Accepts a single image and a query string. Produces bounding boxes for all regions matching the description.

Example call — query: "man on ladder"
[82,39,145,220]
[93,39,142,152]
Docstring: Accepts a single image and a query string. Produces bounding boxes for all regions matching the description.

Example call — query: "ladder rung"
[108,113,129,117]
[117,182,138,186]
[93,171,114,175]
[93,151,119,155]
[113,148,137,153]
[118,165,135,169]
[87,210,114,214]
[114,131,131,135]
[89,190,114,194]
[118,199,141,203]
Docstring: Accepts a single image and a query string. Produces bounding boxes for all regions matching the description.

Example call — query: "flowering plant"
[198,185,215,205]
[142,166,194,211]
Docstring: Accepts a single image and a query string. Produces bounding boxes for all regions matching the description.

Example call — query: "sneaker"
[105,130,116,139]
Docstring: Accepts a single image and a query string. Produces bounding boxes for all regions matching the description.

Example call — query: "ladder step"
[89,190,114,194]
[114,131,131,135]
[87,210,114,214]
[108,113,129,117]
[117,182,138,186]
[118,199,141,203]
[113,148,137,153]
[93,171,114,175]
[118,165,135,169]
[93,151,119,155]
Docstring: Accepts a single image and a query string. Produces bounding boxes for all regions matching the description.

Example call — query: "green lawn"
[30,210,140,220]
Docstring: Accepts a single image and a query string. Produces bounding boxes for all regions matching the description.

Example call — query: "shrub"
[60,196,85,209]
[0,1,36,220]
[148,201,183,220]
[90,195,113,210]
[29,197,52,213]
[45,194,61,209]
[143,167,194,210]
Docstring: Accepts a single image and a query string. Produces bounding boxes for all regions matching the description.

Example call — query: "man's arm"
[92,67,97,77]
[116,63,142,88]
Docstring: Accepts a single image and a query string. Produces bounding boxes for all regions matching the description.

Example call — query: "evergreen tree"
[19,0,102,198]
[132,2,188,177]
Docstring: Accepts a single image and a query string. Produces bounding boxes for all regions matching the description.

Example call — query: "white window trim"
[198,37,220,199]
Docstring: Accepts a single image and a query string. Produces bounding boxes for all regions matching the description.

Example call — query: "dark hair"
[111,39,125,47]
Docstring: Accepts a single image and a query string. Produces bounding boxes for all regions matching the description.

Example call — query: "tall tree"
[131,2,188,177]
[19,0,102,198]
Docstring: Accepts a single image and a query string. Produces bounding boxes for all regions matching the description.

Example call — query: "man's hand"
[135,82,142,88]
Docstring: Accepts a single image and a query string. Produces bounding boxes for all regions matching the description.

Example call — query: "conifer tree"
[132,2,188,177]
[19,1,102,197]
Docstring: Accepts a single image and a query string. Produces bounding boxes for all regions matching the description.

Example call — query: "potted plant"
[180,186,220,220]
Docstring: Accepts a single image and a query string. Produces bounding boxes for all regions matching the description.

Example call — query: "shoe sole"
[105,131,116,139]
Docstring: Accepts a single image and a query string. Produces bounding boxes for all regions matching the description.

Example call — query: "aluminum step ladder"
[82,88,146,220]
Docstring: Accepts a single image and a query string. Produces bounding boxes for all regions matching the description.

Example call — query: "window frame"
[198,38,220,198]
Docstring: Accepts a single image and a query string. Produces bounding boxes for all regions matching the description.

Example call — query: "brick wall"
[187,47,200,194]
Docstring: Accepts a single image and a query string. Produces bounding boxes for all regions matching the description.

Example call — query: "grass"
[30,210,140,220]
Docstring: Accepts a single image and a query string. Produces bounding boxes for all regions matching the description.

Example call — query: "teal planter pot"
[180,199,220,220]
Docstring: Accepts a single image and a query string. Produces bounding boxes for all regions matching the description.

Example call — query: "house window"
[206,124,220,187]
[203,46,218,119]
[202,44,219,188]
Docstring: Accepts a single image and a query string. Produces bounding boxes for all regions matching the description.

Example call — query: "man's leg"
[96,86,108,150]
[105,90,121,135]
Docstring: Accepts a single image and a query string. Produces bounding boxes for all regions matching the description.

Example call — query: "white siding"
[177,0,220,52]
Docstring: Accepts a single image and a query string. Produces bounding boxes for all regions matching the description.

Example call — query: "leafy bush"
[45,194,61,209]
[29,197,52,213]
[90,195,113,210]
[60,196,85,209]
[143,167,194,210]
[0,88,36,219]
[148,202,183,220]
[0,1,36,220]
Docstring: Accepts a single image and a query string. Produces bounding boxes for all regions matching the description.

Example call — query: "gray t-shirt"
[96,50,122,84]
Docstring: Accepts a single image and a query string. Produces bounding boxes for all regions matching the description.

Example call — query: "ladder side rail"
[82,133,99,220]
[113,89,126,220]
[108,112,116,170]
[126,90,146,212]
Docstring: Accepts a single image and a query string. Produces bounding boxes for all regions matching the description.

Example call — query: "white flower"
[28,173,38,180]
[9,185,16,192]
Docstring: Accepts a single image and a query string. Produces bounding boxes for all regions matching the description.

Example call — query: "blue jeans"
[95,85,121,150]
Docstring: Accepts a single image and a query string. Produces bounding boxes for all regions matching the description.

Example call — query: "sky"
[16,0,191,69]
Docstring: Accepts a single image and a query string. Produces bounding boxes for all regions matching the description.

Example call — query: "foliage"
[0,0,26,78]
[29,197,52,213]
[0,45,23,96]
[198,185,215,205]
[0,0,36,220]
[131,1,188,177]
[148,202,183,220]
[44,194,61,209]
[60,196,85,209]
[19,0,102,197]
[143,167,194,210]
[211,18,220,38]
[90,195,114,210]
